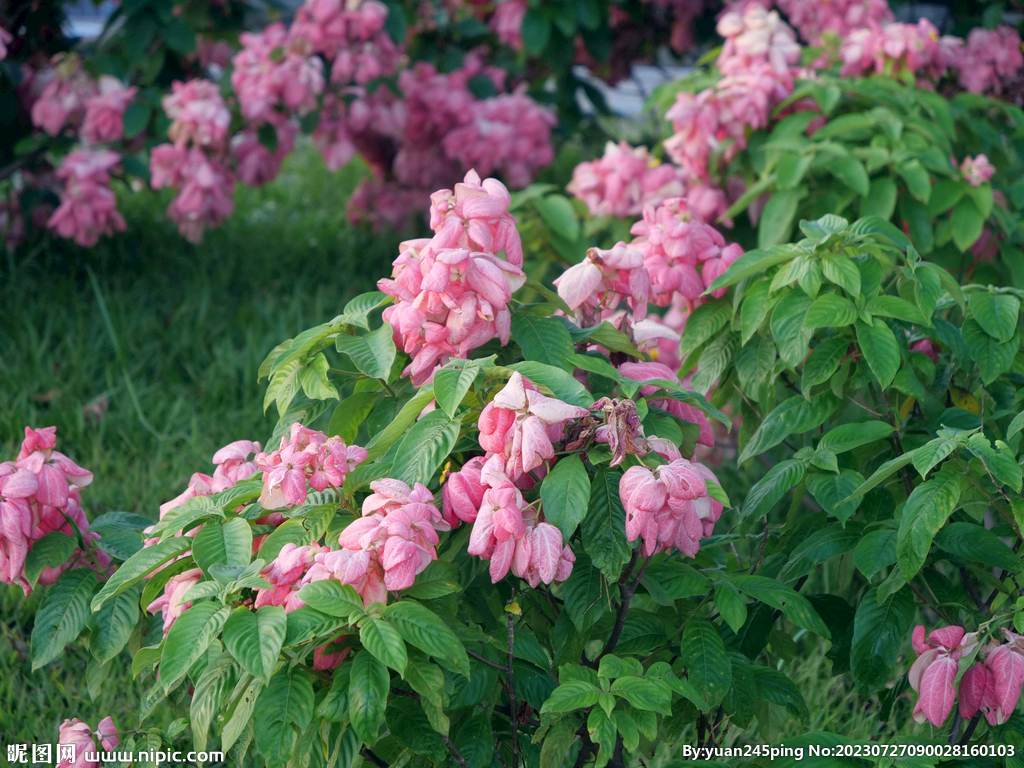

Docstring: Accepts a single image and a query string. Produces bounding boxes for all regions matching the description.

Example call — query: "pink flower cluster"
[47,149,126,247]
[57,717,119,768]
[630,196,742,306]
[307,479,451,605]
[0,26,11,61]
[839,20,953,82]
[490,0,528,50]
[380,171,527,384]
[775,0,892,46]
[30,55,97,136]
[961,154,995,187]
[255,542,328,611]
[147,567,204,635]
[447,454,575,586]
[292,0,401,79]
[477,372,591,481]
[568,141,685,219]
[81,76,137,145]
[554,244,651,326]
[619,362,714,447]
[0,427,107,595]
[955,26,1024,95]
[618,455,722,557]
[231,23,325,123]
[664,5,797,183]
[255,423,368,510]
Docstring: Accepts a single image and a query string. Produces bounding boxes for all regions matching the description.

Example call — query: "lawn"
[0,145,403,743]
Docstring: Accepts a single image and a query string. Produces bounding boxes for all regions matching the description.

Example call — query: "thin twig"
[507,595,520,768]
[596,553,652,662]
[751,517,769,575]
[361,749,388,768]
[441,735,469,768]
[960,568,987,614]
[468,649,509,672]
[958,712,982,745]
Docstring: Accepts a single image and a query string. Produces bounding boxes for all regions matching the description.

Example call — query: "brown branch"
[361,749,388,768]
[468,649,509,672]
[441,735,469,768]
[960,568,987,614]
[595,553,651,663]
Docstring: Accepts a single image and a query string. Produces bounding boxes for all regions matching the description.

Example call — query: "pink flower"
[491,0,527,49]
[30,56,96,136]
[774,0,892,46]
[955,26,1023,95]
[442,456,487,525]
[163,79,231,149]
[0,26,11,61]
[910,338,939,364]
[909,624,977,727]
[152,147,235,244]
[256,542,327,611]
[618,362,714,446]
[511,521,569,587]
[81,76,137,144]
[619,456,722,557]
[554,244,651,325]
[717,5,800,78]
[147,567,203,634]
[482,372,590,478]
[233,120,297,187]
[255,425,366,510]
[568,141,685,219]
[231,23,324,121]
[96,717,119,752]
[47,149,126,247]
[961,155,995,187]
[959,631,1024,726]
[57,719,97,768]
[429,170,524,268]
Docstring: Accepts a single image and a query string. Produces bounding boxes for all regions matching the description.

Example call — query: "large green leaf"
[950,197,984,251]
[295,580,365,621]
[738,394,838,464]
[934,522,1023,572]
[31,569,99,670]
[89,587,140,664]
[895,470,962,579]
[541,455,592,541]
[328,392,380,443]
[507,362,594,407]
[361,385,436,464]
[853,529,897,579]
[348,650,390,744]
[679,300,732,356]
[770,292,814,368]
[962,320,1018,384]
[727,575,830,637]
[817,420,894,454]
[850,586,914,693]
[562,550,607,632]
[433,360,483,418]
[581,467,633,582]
[254,666,315,768]
[193,517,252,575]
[160,602,230,690]
[741,460,807,521]
[806,470,864,523]
[540,679,601,713]
[359,614,408,674]
[758,188,804,248]
[800,335,850,390]
[23,532,77,589]
[92,537,192,611]
[707,245,800,292]
[190,655,238,753]
[679,619,731,710]
[804,294,857,328]
[223,606,287,683]
[382,601,470,677]
[511,312,575,371]
[778,523,863,582]
[610,676,672,715]
[740,279,775,343]
[336,323,397,380]
[830,156,869,196]
[390,410,463,486]
[855,318,900,389]
[968,291,1020,343]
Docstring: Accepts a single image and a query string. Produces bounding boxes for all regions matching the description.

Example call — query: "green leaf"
[223,606,287,683]
[830,156,869,196]
[610,677,672,715]
[541,679,601,713]
[707,245,799,292]
[691,332,737,394]
[855,318,900,389]
[740,279,775,343]
[562,550,607,632]
[565,321,644,358]
[927,178,965,216]
[860,176,898,219]
[295,580,365,621]
[160,602,229,690]
[588,706,617,768]
[190,655,237,753]
[758,188,804,249]
[534,194,579,241]
[122,101,151,139]
[521,7,551,53]
[338,291,391,329]
[896,160,931,203]
[912,436,958,479]
[403,560,462,599]
[386,695,446,757]
[336,324,397,380]
[193,517,252,575]
[582,467,632,582]
[895,470,962,579]
[753,668,808,719]
[359,615,408,674]
[257,519,309,564]
[511,311,575,371]
[90,588,140,664]
[739,394,839,464]
[967,434,1023,492]
[854,529,897,579]
[540,454,592,540]
[728,575,830,637]
[254,666,315,768]
[804,294,857,328]
[969,291,1020,343]
[951,197,984,252]
[818,420,894,454]
[678,300,732,357]
[434,360,482,418]
[741,460,807,521]
[679,619,732,710]
[328,391,381,443]
[934,522,1023,572]
[92,537,192,611]
[348,650,390,744]
[776,153,813,190]
[539,717,578,768]
[962,320,1018,384]
[507,361,594,407]
[456,714,495,768]
[778,523,863,582]
[31,569,99,670]
[866,295,928,325]
[390,410,463,486]
[300,352,339,401]
[715,582,748,633]
[23,531,78,589]
[850,586,914,693]
[806,470,864,523]
[382,601,470,677]
[362,385,436,463]
[841,451,916,503]
[771,292,814,368]
[801,335,850,390]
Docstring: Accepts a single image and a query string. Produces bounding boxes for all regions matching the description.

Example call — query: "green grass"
[0,143,404,742]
